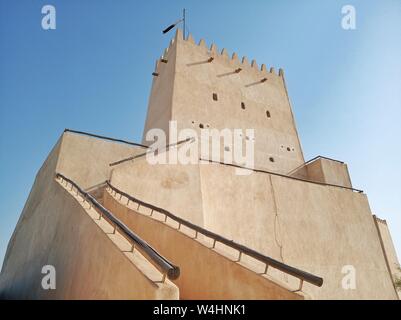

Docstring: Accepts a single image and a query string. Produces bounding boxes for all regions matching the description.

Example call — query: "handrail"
[64,129,149,149]
[109,137,194,167]
[200,158,363,193]
[56,173,180,281]
[106,181,324,289]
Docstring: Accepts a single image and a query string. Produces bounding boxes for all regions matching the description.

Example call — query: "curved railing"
[106,181,324,290]
[56,173,180,282]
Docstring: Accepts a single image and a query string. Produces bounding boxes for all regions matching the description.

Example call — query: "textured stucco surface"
[143,29,304,173]
[103,189,303,300]
[0,133,178,299]
[374,216,401,299]
[109,153,397,299]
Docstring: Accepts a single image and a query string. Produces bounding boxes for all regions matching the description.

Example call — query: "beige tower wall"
[142,40,177,144]
[142,30,305,174]
[374,216,401,299]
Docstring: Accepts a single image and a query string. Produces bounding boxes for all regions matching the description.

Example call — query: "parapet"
[154,28,285,78]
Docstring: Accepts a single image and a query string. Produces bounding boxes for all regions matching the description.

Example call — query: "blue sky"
[0,0,400,267]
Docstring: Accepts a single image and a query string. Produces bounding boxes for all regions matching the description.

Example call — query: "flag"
[162,19,183,34]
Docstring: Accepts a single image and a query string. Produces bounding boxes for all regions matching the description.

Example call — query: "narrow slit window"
[266,110,271,118]
[241,102,246,109]
[212,93,218,101]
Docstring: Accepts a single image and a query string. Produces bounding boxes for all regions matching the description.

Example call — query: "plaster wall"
[57,131,146,189]
[103,189,303,300]
[0,133,178,299]
[290,158,352,188]
[199,163,397,299]
[110,150,204,226]
[374,216,401,299]
[143,30,305,174]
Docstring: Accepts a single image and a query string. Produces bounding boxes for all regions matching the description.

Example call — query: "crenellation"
[251,59,258,70]
[187,33,195,44]
[161,30,282,79]
[209,43,218,55]
[220,48,229,58]
[231,52,239,63]
[198,38,207,49]
[241,56,250,67]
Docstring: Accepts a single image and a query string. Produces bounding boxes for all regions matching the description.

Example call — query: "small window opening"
[212,93,218,101]
[199,124,204,129]
[266,110,271,118]
[241,102,246,110]
[269,157,275,163]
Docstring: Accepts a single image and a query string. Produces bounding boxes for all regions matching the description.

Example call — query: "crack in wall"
[268,174,285,263]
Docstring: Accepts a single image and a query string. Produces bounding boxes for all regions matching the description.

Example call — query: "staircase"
[55,173,323,299]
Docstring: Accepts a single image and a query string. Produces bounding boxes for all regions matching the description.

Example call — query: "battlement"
[154,29,284,78]
[145,28,305,174]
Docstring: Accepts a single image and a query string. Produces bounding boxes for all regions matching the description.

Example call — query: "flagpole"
[183,8,186,40]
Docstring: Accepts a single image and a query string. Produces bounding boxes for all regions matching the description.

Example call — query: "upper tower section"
[143,29,305,174]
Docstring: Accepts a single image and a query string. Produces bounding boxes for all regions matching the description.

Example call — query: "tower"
[0,29,399,301]
[143,29,304,174]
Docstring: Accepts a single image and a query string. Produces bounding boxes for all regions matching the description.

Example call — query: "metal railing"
[200,158,363,194]
[106,181,324,290]
[56,173,180,282]
[109,137,194,167]
[64,129,148,149]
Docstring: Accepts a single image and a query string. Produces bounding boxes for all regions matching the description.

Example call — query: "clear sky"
[0,0,400,267]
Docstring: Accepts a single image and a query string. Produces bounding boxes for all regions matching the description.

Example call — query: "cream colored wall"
[143,29,305,174]
[199,163,397,299]
[0,178,177,299]
[291,158,352,188]
[110,150,205,226]
[374,216,401,299]
[142,39,177,145]
[0,137,62,284]
[109,150,397,299]
[0,132,178,299]
[57,131,146,189]
[103,189,303,300]
[319,159,352,188]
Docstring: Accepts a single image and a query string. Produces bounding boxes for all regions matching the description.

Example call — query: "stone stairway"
[97,181,321,299]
